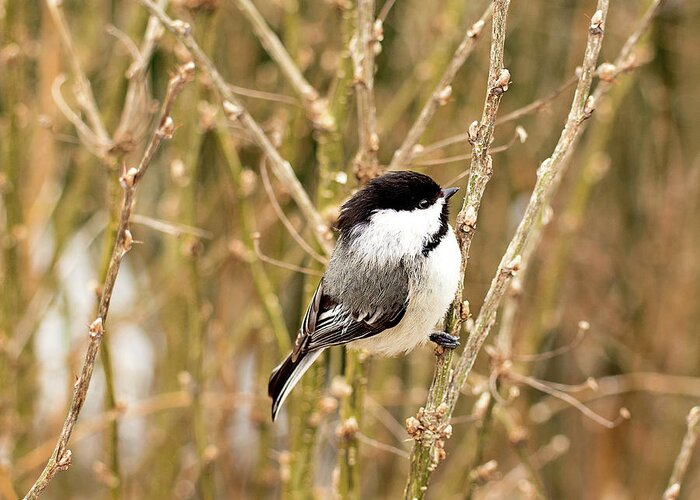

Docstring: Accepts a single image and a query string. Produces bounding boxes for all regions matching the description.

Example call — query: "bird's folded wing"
[291,279,408,360]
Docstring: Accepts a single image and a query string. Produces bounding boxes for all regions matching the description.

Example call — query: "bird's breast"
[350,228,461,356]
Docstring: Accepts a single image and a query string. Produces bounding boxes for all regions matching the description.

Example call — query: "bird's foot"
[429,332,460,350]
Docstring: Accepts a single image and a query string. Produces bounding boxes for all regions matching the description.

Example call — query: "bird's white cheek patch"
[362,201,444,260]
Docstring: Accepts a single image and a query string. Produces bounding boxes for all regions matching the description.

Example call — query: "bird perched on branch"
[268,171,462,420]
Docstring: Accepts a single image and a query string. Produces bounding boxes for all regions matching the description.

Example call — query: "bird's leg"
[429,331,460,349]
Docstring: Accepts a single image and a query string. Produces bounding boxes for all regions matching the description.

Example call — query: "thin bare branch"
[663,407,700,500]
[46,0,111,145]
[530,372,700,424]
[447,0,610,414]
[50,74,104,156]
[229,84,301,106]
[404,1,511,496]
[23,62,194,500]
[231,0,334,130]
[507,371,628,429]
[377,0,397,23]
[113,0,170,149]
[140,0,334,256]
[389,4,492,169]
[251,237,323,277]
[259,162,327,264]
[512,320,589,362]
[352,0,381,183]
[357,432,410,459]
[413,126,525,167]
[131,213,213,239]
[496,75,578,126]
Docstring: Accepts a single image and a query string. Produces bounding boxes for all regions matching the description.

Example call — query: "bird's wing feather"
[291,278,409,359]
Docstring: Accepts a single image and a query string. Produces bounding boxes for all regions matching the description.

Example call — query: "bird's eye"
[418,199,430,209]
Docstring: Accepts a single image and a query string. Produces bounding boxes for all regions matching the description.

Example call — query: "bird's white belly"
[350,229,461,356]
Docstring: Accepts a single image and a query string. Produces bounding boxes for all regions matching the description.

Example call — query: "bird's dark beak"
[441,187,459,200]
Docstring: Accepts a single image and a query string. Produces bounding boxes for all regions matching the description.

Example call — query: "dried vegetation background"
[1,0,700,499]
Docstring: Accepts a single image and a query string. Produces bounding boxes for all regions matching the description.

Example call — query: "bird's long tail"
[268,350,322,421]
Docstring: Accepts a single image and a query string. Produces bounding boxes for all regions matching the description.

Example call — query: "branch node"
[171,19,192,36]
[581,95,596,121]
[406,416,422,438]
[469,459,499,486]
[157,116,175,140]
[223,100,244,121]
[89,317,104,339]
[336,417,360,440]
[56,450,72,471]
[589,10,604,35]
[123,229,134,253]
[435,85,452,106]
[596,62,617,82]
[504,254,522,276]
[467,19,486,39]
[179,60,196,81]
[459,300,470,321]
[490,68,511,95]
[663,484,681,500]
[120,167,138,189]
[459,205,478,235]
[467,120,479,144]
[372,19,384,44]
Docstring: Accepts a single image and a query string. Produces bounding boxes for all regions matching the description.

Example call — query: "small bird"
[268,171,462,420]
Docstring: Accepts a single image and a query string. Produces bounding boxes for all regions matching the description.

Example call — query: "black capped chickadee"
[268,171,462,420]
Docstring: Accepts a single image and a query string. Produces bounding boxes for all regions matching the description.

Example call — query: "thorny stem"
[352,0,380,183]
[389,4,492,169]
[663,406,700,500]
[140,0,334,257]
[22,62,194,500]
[403,1,511,497]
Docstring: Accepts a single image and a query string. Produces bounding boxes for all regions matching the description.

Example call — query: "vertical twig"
[663,407,700,500]
[336,3,382,488]
[352,0,380,183]
[447,0,609,422]
[447,0,668,414]
[1,0,30,478]
[317,0,355,208]
[22,61,194,500]
[337,351,368,500]
[403,1,511,497]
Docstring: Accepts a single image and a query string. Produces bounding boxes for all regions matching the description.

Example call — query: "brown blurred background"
[1,0,699,498]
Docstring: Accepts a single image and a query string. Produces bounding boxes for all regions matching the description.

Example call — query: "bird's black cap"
[336,171,447,234]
